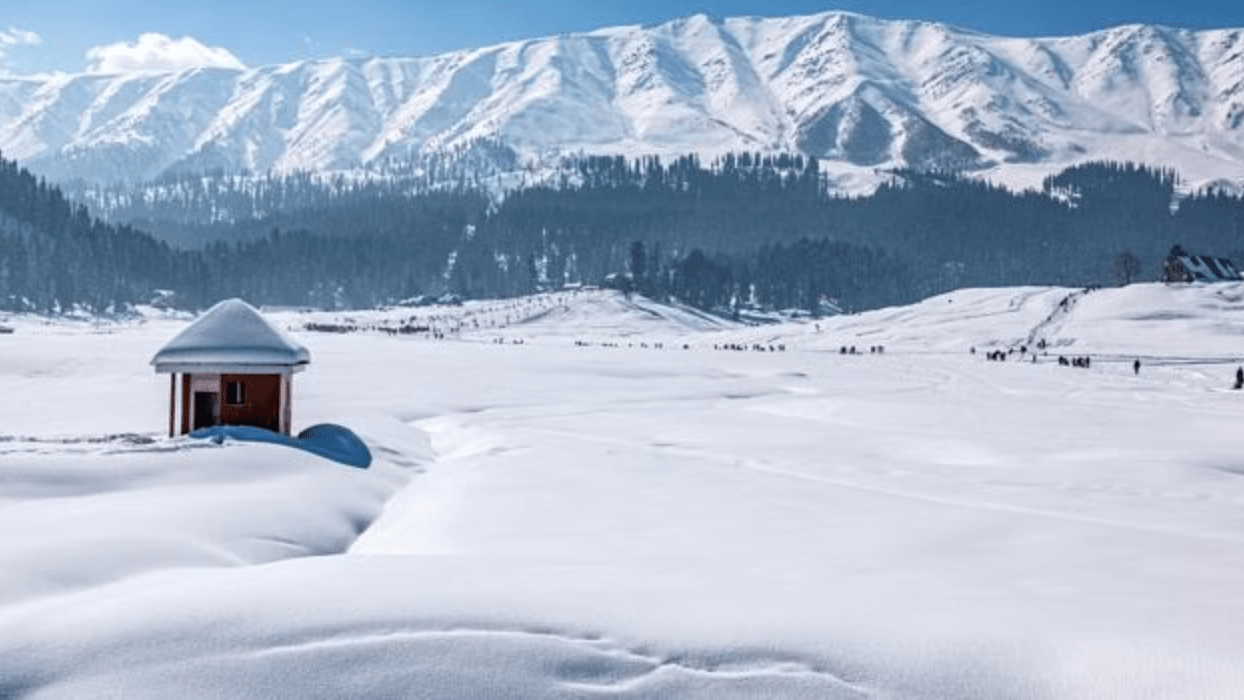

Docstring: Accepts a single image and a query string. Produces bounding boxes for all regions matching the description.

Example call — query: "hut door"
[193,391,220,430]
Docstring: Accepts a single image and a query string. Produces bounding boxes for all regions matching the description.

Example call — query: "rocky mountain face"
[1,12,1242,189]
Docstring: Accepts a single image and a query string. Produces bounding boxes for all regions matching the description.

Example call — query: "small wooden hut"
[1161,245,1242,283]
[152,299,310,437]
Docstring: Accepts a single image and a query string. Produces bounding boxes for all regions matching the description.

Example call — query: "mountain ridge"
[2,11,1243,191]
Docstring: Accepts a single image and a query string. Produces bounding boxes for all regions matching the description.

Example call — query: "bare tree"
[1112,251,1143,285]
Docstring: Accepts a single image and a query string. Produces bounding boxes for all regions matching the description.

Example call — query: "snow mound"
[280,289,739,343]
[0,440,403,607]
[514,291,736,337]
[756,282,1244,362]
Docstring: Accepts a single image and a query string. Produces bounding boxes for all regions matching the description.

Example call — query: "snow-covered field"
[3,285,1244,698]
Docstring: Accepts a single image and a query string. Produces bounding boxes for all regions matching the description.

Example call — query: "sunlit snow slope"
[2,285,1244,698]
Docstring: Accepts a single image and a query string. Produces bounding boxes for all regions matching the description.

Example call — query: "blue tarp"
[190,423,372,468]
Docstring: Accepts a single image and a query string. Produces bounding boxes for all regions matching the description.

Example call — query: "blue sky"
[2,0,1242,75]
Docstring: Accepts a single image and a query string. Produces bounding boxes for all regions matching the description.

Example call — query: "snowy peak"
[2,11,1243,187]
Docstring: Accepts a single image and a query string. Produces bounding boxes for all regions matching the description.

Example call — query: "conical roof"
[151,299,310,373]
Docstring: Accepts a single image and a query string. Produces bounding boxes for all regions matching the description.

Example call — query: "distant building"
[151,299,310,437]
[1161,245,1242,283]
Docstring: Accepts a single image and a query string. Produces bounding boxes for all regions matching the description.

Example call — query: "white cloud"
[0,26,41,75]
[0,26,41,48]
[86,33,246,74]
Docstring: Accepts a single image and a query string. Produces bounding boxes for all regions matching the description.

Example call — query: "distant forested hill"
[0,156,180,313]
[3,153,1244,315]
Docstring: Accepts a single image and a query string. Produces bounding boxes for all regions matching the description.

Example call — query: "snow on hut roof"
[152,299,310,373]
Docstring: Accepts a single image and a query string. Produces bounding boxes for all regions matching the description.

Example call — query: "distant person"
[1235,367,1243,390]
[1133,359,1141,375]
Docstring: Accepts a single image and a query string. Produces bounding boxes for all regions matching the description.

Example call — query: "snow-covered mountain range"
[2,11,1244,191]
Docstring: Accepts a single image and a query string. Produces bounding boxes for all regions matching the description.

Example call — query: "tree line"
[2,151,1244,316]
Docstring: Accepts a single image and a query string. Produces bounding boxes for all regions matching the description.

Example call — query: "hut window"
[226,381,246,405]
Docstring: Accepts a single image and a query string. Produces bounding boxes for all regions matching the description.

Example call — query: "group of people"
[716,343,787,352]
[568,340,790,353]
[980,350,1244,389]
[975,346,1035,362]
[839,345,885,355]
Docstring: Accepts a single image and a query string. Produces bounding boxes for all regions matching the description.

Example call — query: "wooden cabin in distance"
[1161,245,1243,283]
[152,299,310,437]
